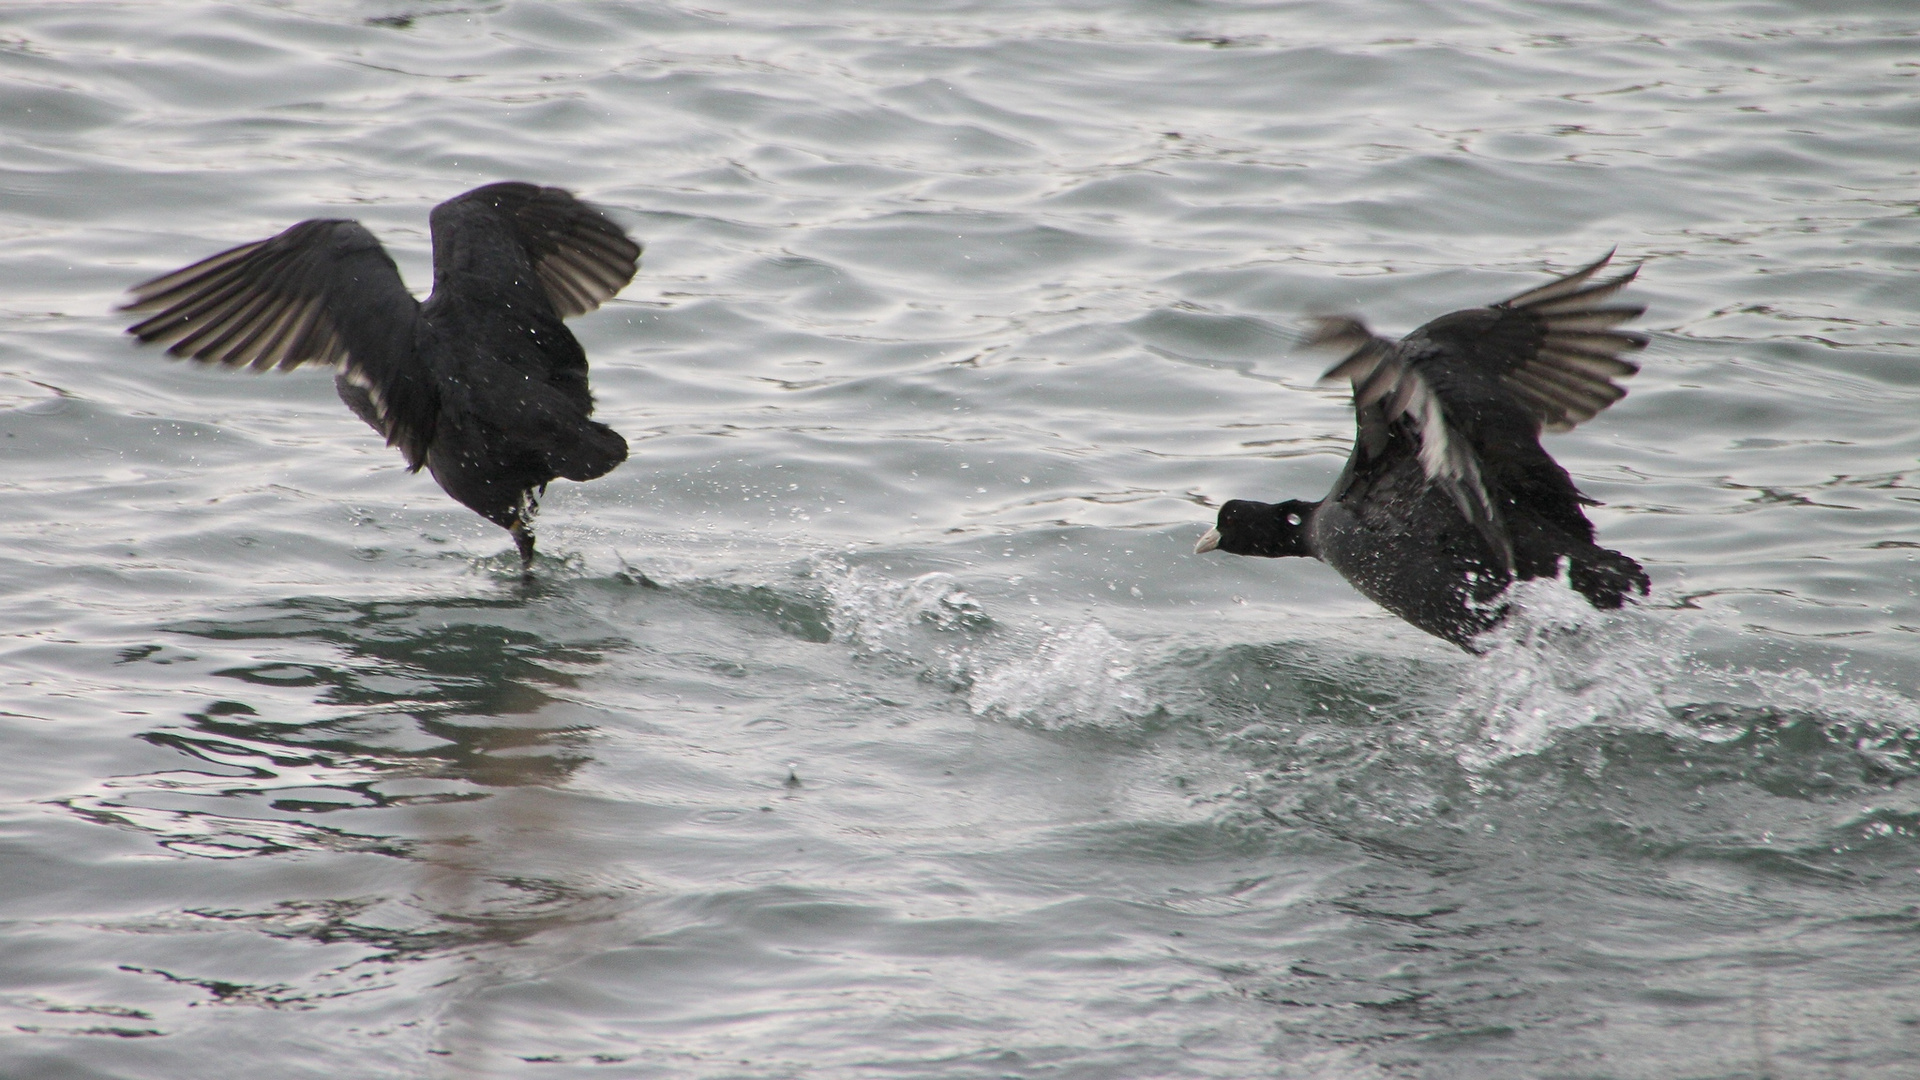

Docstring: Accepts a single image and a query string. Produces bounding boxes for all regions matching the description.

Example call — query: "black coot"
[123,181,640,566]
[1195,252,1651,650]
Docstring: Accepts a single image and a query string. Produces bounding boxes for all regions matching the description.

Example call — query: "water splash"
[823,565,990,659]
[967,618,1151,729]
[1439,579,1685,767]
[821,564,987,693]
[1433,579,1920,778]
[819,561,1152,728]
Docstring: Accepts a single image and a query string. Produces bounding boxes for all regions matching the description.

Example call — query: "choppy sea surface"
[2,1,1918,1077]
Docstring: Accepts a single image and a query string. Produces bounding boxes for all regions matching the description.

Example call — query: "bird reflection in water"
[70,592,636,1062]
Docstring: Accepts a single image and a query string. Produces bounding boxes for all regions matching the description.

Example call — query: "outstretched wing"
[1312,252,1648,572]
[122,219,438,468]
[1432,249,1647,434]
[428,182,641,319]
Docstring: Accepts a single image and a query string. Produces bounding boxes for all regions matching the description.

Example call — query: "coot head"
[1195,499,1318,557]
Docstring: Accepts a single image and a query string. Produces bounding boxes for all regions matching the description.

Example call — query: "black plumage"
[123,181,640,565]
[1195,252,1651,650]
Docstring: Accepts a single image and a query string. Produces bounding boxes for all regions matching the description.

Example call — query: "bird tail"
[545,417,628,482]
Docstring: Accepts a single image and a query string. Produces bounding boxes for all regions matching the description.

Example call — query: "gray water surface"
[3,2,1919,1077]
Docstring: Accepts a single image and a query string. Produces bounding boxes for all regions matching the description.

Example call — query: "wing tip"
[1498,249,1647,313]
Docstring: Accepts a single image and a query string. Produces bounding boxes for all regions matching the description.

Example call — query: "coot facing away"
[124,182,640,566]
[1196,253,1651,650]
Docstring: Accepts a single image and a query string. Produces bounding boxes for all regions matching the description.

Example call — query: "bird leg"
[510,520,536,567]
[506,490,540,568]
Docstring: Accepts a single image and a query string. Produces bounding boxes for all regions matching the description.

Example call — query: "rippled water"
[3,1,1919,1077]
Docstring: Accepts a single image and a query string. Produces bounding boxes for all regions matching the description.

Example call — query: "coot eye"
[1286,512,1303,526]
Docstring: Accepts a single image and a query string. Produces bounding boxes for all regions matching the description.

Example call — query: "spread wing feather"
[1489,250,1648,432]
[431,182,641,319]
[122,218,437,467]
